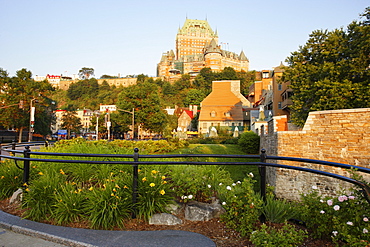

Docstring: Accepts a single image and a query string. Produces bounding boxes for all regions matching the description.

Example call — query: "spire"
[239,50,248,61]
[204,38,221,55]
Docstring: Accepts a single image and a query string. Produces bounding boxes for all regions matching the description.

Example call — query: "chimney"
[189,105,193,111]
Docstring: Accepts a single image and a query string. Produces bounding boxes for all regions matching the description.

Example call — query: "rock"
[9,188,23,205]
[165,201,184,214]
[149,213,183,225]
[185,200,226,221]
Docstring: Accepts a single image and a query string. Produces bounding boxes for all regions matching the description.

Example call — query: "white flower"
[207,184,211,188]
[248,172,254,178]
[320,199,324,203]
[363,228,368,234]
[188,195,193,199]
[232,183,236,186]
[236,181,241,184]
[320,210,325,214]
[332,231,338,236]
[312,185,318,190]
[364,217,369,222]
[222,202,226,205]
[347,221,354,226]
[226,186,232,190]
[219,183,223,186]
[333,205,340,211]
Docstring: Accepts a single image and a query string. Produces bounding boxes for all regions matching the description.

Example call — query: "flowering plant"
[301,185,370,245]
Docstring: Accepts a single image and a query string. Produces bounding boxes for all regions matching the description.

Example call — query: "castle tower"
[204,38,222,71]
[176,19,218,60]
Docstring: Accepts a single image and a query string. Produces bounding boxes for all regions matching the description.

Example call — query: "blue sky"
[1,0,368,78]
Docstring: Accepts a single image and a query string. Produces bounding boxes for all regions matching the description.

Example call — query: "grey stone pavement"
[0,210,216,247]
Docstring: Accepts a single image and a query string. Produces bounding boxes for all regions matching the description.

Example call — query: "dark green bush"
[238,131,260,154]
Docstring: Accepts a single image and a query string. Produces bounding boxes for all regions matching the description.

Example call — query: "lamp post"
[28,98,36,142]
[117,108,135,139]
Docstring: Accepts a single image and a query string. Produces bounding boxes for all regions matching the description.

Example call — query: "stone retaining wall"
[261,108,370,201]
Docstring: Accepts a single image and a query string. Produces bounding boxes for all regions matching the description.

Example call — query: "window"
[278,102,282,109]
[278,84,282,91]
[203,123,207,129]
[225,112,231,117]
[210,111,216,117]
[262,72,269,78]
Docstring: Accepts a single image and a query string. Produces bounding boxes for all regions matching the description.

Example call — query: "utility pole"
[28,99,36,142]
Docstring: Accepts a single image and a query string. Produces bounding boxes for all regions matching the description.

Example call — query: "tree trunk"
[18,127,24,143]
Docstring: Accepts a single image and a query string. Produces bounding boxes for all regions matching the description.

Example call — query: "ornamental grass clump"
[262,194,299,223]
[0,160,22,200]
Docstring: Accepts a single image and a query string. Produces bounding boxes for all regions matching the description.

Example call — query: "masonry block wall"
[261,108,370,201]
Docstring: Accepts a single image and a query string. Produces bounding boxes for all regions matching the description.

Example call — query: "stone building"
[157,19,249,81]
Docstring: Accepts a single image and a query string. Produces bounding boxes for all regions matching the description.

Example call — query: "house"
[177,105,198,132]
[198,80,249,135]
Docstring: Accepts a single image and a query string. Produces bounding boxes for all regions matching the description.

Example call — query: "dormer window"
[210,111,217,117]
[225,112,231,117]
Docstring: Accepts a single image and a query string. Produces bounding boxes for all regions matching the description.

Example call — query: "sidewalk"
[0,210,216,247]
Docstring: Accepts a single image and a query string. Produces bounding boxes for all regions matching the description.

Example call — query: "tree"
[0,68,55,141]
[78,67,94,79]
[61,111,82,139]
[116,82,167,135]
[184,89,206,106]
[282,8,370,126]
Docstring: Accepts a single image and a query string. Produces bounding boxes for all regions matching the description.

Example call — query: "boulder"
[149,213,183,225]
[185,200,226,221]
[9,188,23,205]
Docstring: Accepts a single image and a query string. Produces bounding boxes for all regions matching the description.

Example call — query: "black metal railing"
[1,142,370,219]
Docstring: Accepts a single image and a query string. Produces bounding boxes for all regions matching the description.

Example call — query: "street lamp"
[28,98,36,142]
[117,108,135,139]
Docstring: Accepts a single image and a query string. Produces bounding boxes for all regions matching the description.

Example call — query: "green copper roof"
[178,19,217,37]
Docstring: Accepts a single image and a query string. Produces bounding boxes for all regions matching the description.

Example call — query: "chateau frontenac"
[157,19,249,80]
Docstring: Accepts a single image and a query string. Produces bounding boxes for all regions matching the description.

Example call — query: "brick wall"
[261,108,370,201]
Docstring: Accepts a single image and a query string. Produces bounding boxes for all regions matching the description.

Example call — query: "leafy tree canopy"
[282,7,370,126]
[78,67,94,79]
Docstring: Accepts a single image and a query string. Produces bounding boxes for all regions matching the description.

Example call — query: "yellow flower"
[115,184,120,188]
[78,189,82,192]
[160,190,165,195]
[32,166,37,169]
[162,181,167,184]
[59,169,65,175]
[71,182,76,185]
[14,176,18,179]
[113,188,117,192]
[123,185,128,189]
[23,183,28,187]
[149,183,155,187]
[89,186,94,191]
[142,177,147,182]
[138,169,141,172]
[25,188,30,192]
[111,193,115,197]
[161,176,166,180]
[103,184,106,188]
[151,170,158,175]
[74,191,78,194]
[110,172,114,176]
[38,172,44,176]
[0,176,4,179]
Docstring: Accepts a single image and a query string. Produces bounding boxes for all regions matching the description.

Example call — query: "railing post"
[23,146,31,187]
[11,140,16,156]
[132,148,139,219]
[259,148,267,223]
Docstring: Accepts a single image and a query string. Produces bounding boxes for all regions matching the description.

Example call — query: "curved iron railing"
[1,142,370,219]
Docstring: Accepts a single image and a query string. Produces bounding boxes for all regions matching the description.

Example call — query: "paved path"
[0,210,215,247]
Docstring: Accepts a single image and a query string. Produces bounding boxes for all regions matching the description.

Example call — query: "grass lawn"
[171,144,261,190]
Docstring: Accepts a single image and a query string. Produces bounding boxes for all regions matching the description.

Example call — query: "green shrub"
[300,186,370,245]
[250,222,307,246]
[220,175,263,237]
[238,131,260,154]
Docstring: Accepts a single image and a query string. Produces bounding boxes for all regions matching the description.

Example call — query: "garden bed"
[0,198,334,247]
